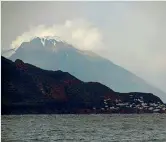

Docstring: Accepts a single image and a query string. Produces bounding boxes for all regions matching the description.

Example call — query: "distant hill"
[2,56,166,114]
[9,36,166,102]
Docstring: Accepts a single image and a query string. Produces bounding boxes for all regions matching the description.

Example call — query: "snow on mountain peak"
[11,35,66,51]
[9,35,99,59]
[39,36,65,42]
[33,36,66,46]
[18,35,71,53]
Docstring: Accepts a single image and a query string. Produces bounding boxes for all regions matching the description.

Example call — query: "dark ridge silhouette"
[2,56,165,114]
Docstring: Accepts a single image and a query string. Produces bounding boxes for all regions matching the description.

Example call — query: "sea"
[1,114,166,142]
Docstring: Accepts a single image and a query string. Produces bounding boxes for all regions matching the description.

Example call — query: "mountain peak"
[8,36,166,103]
[14,35,74,54]
[29,36,66,48]
[33,36,65,44]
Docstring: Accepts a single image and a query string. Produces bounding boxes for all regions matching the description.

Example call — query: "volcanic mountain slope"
[2,56,165,114]
[9,36,166,102]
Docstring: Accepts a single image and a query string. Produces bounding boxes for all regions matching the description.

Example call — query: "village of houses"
[91,95,166,114]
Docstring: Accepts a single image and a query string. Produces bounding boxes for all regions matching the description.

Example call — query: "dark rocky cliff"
[2,56,165,114]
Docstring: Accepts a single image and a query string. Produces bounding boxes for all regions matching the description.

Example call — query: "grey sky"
[1,1,166,96]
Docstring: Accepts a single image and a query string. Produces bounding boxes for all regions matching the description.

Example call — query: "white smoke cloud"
[11,19,103,51]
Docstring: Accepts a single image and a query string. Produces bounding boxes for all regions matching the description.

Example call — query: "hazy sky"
[1,1,166,95]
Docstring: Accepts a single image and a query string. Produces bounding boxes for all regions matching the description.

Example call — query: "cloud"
[11,19,103,51]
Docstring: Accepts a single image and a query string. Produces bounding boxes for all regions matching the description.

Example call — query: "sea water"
[2,114,166,142]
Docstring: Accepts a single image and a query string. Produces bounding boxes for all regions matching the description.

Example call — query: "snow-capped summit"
[34,36,66,47]
[15,36,74,54]
[40,35,64,42]
[40,37,56,47]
